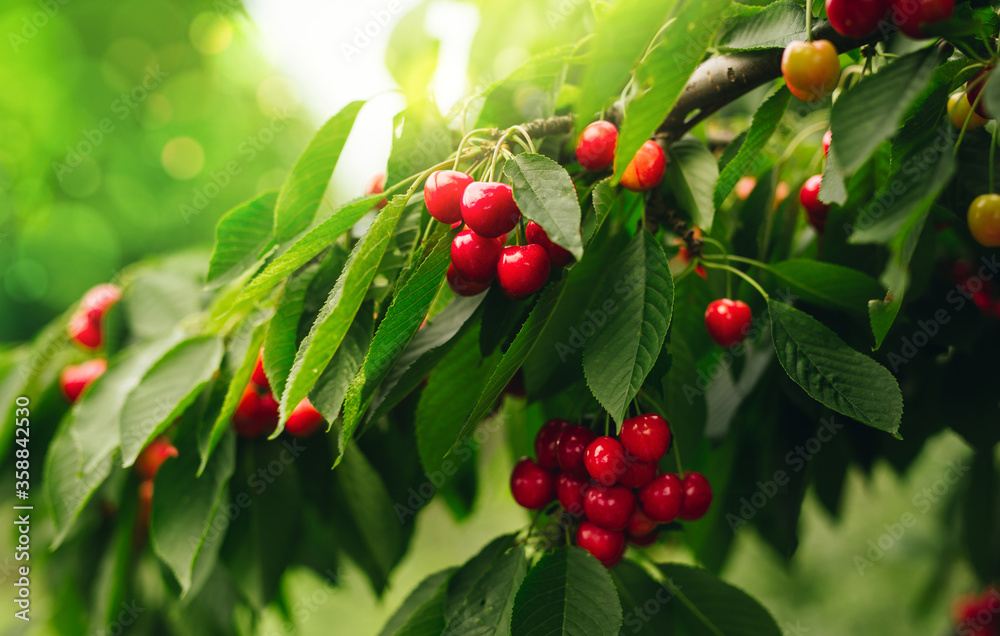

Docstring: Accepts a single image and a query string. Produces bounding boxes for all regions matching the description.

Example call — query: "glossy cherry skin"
[949,93,988,131]
[556,471,590,516]
[80,283,122,323]
[583,436,628,486]
[799,174,829,233]
[556,425,597,479]
[59,358,108,403]
[526,221,574,268]
[678,472,713,521]
[251,348,269,390]
[822,130,832,158]
[781,40,840,102]
[584,484,636,531]
[461,182,521,238]
[627,507,659,537]
[365,172,387,209]
[966,68,992,119]
[497,245,551,299]
[425,170,474,223]
[620,414,671,462]
[510,457,555,509]
[619,458,657,489]
[285,398,325,437]
[705,299,753,348]
[135,437,179,480]
[446,264,491,297]
[576,121,618,172]
[576,520,626,568]
[67,312,103,349]
[968,194,1000,247]
[638,473,684,523]
[891,0,953,39]
[826,0,889,38]
[232,385,279,438]
[451,229,503,283]
[535,418,571,470]
[620,140,666,192]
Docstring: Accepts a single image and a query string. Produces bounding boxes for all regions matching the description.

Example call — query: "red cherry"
[232,385,278,438]
[424,170,474,223]
[526,221,574,268]
[576,121,618,172]
[497,245,551,299]
[619,414,671,462]
[620,140,666,192]
[822,130,832,158]
[135,437,179,480]
[59,359,108,403]
[627,530,659,547]
[251,348,269,390]
[638,473,684,523]
[460,182,521,238]
[678,472,713,521]
[285,398,325,438]
[626,507,658,537]
[556,425,597,479]
[80,283,122,323]
[534,418,571,470]
[891,0,953,39]
[556,471,591,516]
[966,68,993,119]
[67,312,103,349]
[584,484,636,530]
[583,436,628,486]
[137,479,154,531]
[619,458,657,489]
[576,521,626,568]
[451,229,503,283]
[704,298,753,348]
[446,264,491,297]
[799,175,829,216]
[365,172,387,209]
[510,458,555,509]
[826,0,889,38]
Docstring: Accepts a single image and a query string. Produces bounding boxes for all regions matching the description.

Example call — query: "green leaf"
[445,535,516,621]
[575,0,676,132]
[657,562,782,635]
[716,0,806,50]
[380,570,454,636]
[583,232,673,425]
[612,561,674,635]
[281,197,407,436]
[614,0,732,183]
[230,194,383,312]
[385,5,440,99]
[444,546,528,635]
[510,546,623,636]
[309,311,373,423]
[152,431,236,595]
[119,336,225,467]
[714,88,790,208]
[768,300,903,435]
[387,100,451,189]
[763,259,884,314]
[830,48,941,174]
[206,191,278,288]
[505,154,584,259]
[124,270,202,340]
[263,259,323,400]
[584,179,616,246]
[274,101,365,240]
[664,138,720,231]
[981,67,1000,117]
[475,47,570,130]
[819,143,848,205]
[868,210,931,349]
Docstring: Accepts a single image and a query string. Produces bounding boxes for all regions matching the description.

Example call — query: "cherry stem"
[453,128,495,170]
[698,260,769,300]
[510,125,537,154]
[604,411,610,437]
[700,236,733,297]
[805,0,813,42]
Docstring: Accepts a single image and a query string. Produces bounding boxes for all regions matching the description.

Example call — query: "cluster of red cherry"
[510,414,713,568]
[231,350,325,439]
[951,260,1000,318]
[799,131,833,234]
[951,587,1000,636]
[59,283,121,403]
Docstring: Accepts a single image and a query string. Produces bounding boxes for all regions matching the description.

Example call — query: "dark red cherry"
[460,182,521,238]
[576,521,626,568]
[510,457,556,509]
[626,507,658,537]
[497,244,551,299]
[451,229,502,283]
[583,484,636,531]
[446,264,491,297]
[526,221,574,268]
[534,418,571,470]
[638,473,684,523]
[556,471,591,517]
[285,398,325,438]
[619,414,671,462]
[583,436,628,486]
[704,299,753,348]
[678,472,713,521]
[425,170,474,224]
[618,458,657,489]
[556,425,597,479]
[576,121,618,172]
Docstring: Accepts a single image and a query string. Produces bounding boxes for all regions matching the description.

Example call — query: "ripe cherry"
[535,418,571,470]
[968,194,1000,247]
[949,93,988,131]
[68,312,103,349]
[576,520,626,568]
[822,130,832,158]
[285,398,325,437]
[620,140,666,192]
[826,0,889,38]
[619,458,657,489]
[584,436,628,486]
[446,264,491,297]
[891,0,954,39]
[251,349,269,390]
[705,299,753,348]
[137,479,154,531]
[781,40,840,102]
[556,425,597,479]
[451,229,502,283]
[678,472,713,521]
[627,507,658,537]
[627,530,659,547]
[425,170,474,224]
[461,182,521,238]
[80,283,121,323]
[135,437,179,480]
[497,245,551,299]
[510,457,555,509]
[556,471,590,516]
[59,359,108,403]
[584,484,636,531]
[638,473,684,523]
[800,174,829,232]
[576,121,618,172]
[619,414,671,462]
[526,221,574,268]
[966,68,993,119]
[232,385,279,438]
[365,172,387,209]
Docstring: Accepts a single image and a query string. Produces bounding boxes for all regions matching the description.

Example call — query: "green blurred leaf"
[124,270,202,340]
[380,569,455,636]
[206,191,278,288]
[386,4,441,99]
[444,535,516,621]
[716,0,806,50]
[505,153,584,259]
[263,259,323,401]
[819,143,848,205]
[656,562,782,635]
[612,561,673,635]
[475,47,571,130]
[664,138,719,231]
[310,310,373,424]
[714,88,790,208]
[387,99,452,189]
[444,545,528,635]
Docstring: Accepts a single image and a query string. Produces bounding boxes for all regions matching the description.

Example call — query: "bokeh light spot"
[161,136,204,180]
